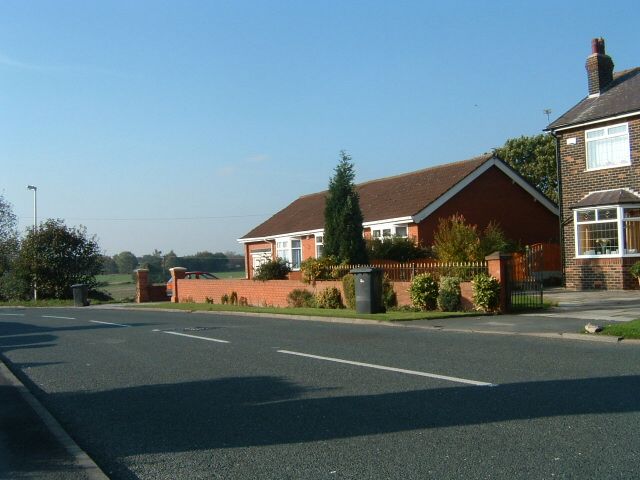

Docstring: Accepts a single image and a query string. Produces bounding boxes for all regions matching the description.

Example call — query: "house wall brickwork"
[245,241,274,279]
[556,116,640,289]
[416,167,559,247]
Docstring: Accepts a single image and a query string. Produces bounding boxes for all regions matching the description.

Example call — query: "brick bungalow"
[547,38,640,289]
[238,153,559,279]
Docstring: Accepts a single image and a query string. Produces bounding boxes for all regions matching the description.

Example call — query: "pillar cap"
[169,267,187,273]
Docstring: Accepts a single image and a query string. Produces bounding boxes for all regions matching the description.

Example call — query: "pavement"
[1,287,639,479]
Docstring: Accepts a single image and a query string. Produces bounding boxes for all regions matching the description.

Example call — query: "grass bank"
[599,319,640,339]
[134,302,483,322]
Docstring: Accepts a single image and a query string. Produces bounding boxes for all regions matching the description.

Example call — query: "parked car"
[166,271,219,297]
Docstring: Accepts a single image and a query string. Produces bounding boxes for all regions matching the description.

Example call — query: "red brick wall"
[557,116,640,289]
[417,166,559,247]
[175,278,477,310]
[176,279,344,307]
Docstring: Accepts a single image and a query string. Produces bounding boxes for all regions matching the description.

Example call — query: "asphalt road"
[1,307,640,479]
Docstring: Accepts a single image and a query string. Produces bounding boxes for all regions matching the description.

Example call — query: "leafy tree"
[164,250,179,269]
[433,215,512,262]
[0,194,19,276]
[478,222,509,258]
[494,134,557,202]
[140,250,165,283]
[13,219,103,299]
[99,255,118,274]
[114,251,139,274]
[432,214,480,262]
[323,151,368,264]
[0,195,22,300]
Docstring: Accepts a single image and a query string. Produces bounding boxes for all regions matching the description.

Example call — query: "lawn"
[135,302,483,322]
[599,319,640,339]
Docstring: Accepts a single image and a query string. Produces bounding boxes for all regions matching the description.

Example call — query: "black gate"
[505,245,544,311]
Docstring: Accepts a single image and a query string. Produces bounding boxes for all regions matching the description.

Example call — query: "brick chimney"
[586,37,614,96]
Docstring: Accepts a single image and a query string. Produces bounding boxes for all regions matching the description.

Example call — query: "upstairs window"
[585,123,630,170]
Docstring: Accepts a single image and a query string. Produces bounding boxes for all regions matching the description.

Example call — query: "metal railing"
[330,261,488,282]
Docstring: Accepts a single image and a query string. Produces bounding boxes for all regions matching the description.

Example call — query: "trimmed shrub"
[409,273,439,310]
[437,276,461,311]
[221,293,229,304]
[472,273,501,312]
[342,274,356,309]
[287,289,316,308]
[254,258,291,281]
[230,291,238,305]
[315,287,344,309]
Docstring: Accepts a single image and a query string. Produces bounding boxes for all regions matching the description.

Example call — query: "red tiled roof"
[241,153,493,239]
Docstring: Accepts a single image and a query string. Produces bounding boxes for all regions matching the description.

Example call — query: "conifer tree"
[323,151,368,264]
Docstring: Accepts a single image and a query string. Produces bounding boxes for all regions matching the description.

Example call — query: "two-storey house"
[547,38,640,289]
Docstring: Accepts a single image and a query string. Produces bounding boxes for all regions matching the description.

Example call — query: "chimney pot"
[591,37,605,55]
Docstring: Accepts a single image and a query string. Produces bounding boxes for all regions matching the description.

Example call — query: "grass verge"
[133,302,483,321]
[599,319,640,339]
[0,299,75,307]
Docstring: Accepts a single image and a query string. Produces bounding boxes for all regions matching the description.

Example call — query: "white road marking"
[42,315,76,320]
[0,313,25,316]
[158,330,230,344]
[90,320,130,327]
[277,350,496,387]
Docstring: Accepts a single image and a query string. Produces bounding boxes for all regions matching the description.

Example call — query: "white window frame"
[275,237,302,270]
[370,223,409,240]
[315,235,324,258]
[585,122,631,171]
[574,205,640,258]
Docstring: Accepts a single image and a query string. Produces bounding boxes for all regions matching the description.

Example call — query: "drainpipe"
[549,130,565,286]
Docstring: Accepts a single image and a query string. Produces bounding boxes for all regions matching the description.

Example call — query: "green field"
[95,270,245,301]
[96,273,136,301]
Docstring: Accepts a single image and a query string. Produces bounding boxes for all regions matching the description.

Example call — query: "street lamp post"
[27,185,37,301]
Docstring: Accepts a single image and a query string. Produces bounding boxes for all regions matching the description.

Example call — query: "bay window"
[575,205,640,257]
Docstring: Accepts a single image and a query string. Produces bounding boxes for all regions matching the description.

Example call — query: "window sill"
[584,162,631,172]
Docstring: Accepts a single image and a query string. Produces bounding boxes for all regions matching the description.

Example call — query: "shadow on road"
[46,374,640,461]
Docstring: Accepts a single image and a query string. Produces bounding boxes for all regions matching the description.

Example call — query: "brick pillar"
[135,269,149,303]
[170,267,187,303]
[485,252,512,313]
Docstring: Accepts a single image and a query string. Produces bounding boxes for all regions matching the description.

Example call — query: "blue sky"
[1,1,638,256]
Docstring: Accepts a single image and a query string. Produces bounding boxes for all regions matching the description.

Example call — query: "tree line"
[0,195,244,300]
[101,250,245,283]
